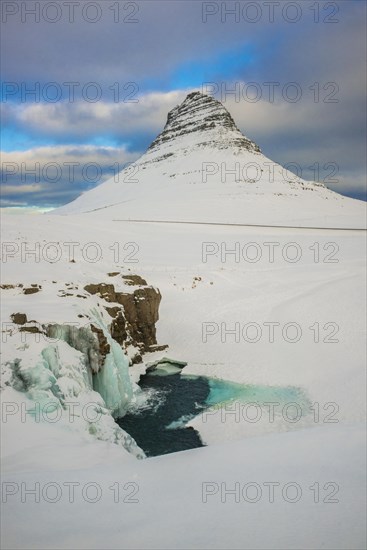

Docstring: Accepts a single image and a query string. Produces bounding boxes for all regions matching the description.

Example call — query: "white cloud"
[1,144,138,166]
[3,90,192,140]
[1,144,141,207]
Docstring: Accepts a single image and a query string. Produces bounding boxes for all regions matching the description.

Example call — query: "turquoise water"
[207,378,308,408]
[118,367,310,457]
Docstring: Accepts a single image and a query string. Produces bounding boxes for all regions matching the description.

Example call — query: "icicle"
[89,307,136,417]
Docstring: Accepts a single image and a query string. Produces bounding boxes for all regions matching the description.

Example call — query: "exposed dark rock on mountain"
[147,91,261,156]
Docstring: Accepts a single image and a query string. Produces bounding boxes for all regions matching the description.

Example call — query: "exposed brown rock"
[122,274,148,286]
[84,280,161,349]
[106,307,128,346]
[91,324,111,360]
[105,306,120,317]
[19,326,42,334]
[116,286,161,349]
[23,287,41,295]
[11,313,28,325]
[130,350,143,365]
[84,283,116,302]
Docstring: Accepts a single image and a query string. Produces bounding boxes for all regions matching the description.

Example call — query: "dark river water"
[117,364,310,457]
[118,370,209,456]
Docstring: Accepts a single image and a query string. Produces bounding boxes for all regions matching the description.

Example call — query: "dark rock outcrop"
[11,313,28,325]
[84,280,162,354]
[147,91,261,155]
[84,283,116,302]
[19,326,42,334]
[23,285,41,295]
[90,324,111,361]
[115,287,161,349]
[121,274,147,286]
[106,307,128,346]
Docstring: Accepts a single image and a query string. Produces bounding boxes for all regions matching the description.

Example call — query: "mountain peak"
[147,91,261,154]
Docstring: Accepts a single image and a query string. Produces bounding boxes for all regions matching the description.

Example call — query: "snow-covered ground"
[1,211,366,549]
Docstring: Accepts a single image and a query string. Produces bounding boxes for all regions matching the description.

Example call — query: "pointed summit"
[148,91,261,155]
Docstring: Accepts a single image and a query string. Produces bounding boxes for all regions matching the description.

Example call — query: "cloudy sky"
[1,0,366,209]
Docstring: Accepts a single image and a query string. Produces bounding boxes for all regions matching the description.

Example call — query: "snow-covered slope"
[53,92,365,229]
[1,212,366,549]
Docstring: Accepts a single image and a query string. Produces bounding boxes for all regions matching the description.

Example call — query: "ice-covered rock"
[1,275,164,458]
[5,336,145,458]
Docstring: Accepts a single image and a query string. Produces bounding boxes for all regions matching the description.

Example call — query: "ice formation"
[4,309,145,459]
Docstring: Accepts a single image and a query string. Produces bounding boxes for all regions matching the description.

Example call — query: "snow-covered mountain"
[54,91,365,228]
